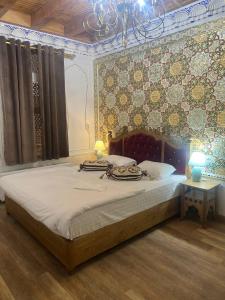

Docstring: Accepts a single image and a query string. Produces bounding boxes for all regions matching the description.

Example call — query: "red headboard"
[109,128,189,175]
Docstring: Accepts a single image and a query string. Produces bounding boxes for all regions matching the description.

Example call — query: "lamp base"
[191,167,202,182]
[96,150,103,160]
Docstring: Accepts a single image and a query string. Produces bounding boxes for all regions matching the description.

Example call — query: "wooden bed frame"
[6,196,179,271]
[5,128,189,271]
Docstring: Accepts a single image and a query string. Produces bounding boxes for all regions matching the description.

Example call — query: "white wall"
[65,54,95,158]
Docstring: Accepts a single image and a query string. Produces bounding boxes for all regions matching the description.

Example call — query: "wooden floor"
[1,203,225,300]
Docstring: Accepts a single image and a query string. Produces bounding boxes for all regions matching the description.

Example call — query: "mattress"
[0,165,186,240]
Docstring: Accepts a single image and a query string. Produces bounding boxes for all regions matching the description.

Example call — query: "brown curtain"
[37,45,69,160]
[0,37,36,165]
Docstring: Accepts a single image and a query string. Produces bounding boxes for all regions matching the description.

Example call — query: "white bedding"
[0,165,186,240]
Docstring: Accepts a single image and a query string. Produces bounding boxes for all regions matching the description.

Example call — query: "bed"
[1,129,189,271]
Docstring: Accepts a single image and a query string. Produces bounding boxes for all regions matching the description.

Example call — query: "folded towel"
[73,179,106,192]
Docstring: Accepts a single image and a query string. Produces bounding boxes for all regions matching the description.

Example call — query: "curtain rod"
[4,41,76,60]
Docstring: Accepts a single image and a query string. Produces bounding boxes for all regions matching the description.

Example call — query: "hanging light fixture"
[83,0,165,47]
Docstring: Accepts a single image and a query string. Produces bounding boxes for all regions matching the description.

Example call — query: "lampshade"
[189,152,206,167]
[94,140,105,151]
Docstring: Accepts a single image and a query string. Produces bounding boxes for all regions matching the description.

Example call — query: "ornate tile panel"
[95,17,225,178]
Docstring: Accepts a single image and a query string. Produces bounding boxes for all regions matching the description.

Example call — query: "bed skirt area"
[5,196,180,272]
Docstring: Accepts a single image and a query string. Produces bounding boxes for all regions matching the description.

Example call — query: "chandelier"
[83,0,165,47]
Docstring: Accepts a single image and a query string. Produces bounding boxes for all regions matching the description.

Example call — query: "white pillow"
[138,160,176,179]
[100,155,137,167]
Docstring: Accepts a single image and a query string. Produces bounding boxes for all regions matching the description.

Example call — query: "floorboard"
[1,203,225,300]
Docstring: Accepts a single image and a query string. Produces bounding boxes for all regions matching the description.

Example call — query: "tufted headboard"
[108,128,189,175]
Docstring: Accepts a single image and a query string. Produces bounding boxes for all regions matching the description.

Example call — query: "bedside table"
[180,179,221,228]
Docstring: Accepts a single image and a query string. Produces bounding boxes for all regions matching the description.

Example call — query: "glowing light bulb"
[138,0,145,7]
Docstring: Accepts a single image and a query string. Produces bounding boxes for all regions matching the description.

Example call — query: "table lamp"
[188,152,206,182]
[94,140,105,159]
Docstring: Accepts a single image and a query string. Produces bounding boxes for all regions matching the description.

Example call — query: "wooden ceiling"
[0,0,197,44]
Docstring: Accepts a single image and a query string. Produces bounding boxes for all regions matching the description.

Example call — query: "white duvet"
[0,165,186,239]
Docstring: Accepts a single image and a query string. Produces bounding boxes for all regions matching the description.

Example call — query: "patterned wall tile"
[95,17,225,178]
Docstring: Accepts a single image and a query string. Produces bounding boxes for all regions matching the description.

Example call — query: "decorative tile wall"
[95,17,225,178]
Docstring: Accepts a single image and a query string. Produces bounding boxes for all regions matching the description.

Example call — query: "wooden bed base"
[5,196,179,272]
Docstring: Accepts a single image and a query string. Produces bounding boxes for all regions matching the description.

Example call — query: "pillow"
[99,155,136,167]
[79,160,112,171]
[102,165,145,181]
[138,161,176,179]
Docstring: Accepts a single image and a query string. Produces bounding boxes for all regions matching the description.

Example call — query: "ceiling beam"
[31,0,75,28]
[0,9,31,27]
[0,0,17,18]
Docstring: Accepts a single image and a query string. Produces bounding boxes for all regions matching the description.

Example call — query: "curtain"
[37,45,69,160]
[0,37,36,165]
